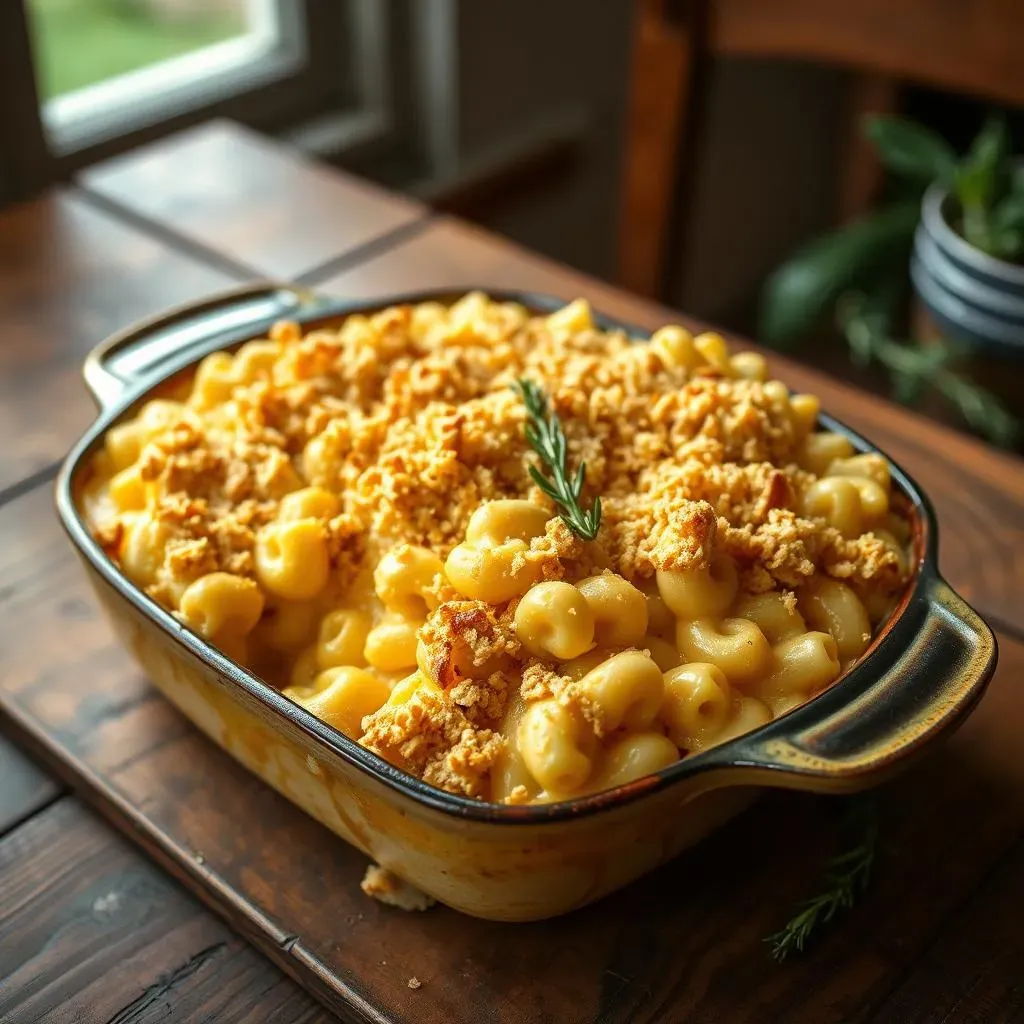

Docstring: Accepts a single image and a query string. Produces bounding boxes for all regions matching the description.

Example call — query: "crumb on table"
[408,976,422,990]
[360,863,436,911]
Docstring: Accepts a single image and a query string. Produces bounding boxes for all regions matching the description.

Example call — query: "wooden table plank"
[867,837,1024,1024]
[317,217,1024,637]
[0,796,334,1024]
[1,479,1022,1023]
[0,190,241,493]
[78,120,426,282]
[0,735,60,836]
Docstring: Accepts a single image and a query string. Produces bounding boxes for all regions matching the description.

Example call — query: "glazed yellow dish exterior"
[92,569,761,919]
[81,293,910,809]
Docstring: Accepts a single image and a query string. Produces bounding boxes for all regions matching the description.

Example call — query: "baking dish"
[57,282,998,921]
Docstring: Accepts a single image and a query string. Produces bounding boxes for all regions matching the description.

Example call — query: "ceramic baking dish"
[57,282,998,921]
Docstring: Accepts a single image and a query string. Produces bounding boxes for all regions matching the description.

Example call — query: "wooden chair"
[619,0,1024,298]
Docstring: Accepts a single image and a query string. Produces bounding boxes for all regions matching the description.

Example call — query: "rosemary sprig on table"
[512,378,602,541]
[765,798,879,963]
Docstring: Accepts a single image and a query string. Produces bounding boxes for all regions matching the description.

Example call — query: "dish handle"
[83,281,327,410]
[706,574,997,793]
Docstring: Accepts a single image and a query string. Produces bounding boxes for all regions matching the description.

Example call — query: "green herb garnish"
[765,798,879,963]
[512,378,602,541]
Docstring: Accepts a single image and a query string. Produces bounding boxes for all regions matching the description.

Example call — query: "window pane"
[29,0,250,101]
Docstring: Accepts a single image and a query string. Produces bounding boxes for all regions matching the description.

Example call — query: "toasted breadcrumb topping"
[359,687,505,797]
[96,298,901,592]
[86,294,909,802]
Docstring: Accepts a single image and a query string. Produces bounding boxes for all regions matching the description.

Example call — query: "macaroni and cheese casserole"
[83,293,910,804]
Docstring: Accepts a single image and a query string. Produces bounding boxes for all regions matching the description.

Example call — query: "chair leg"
[618,0,699,298]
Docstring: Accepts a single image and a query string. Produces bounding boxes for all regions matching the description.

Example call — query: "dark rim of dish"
[57,288,944,824]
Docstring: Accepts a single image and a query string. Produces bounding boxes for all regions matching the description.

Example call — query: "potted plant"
[761,114,1023,447]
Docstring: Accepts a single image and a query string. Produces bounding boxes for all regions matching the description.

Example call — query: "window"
[0,0,408,197]
[30,0,298,152]
[31,0,253,103]
[26,0,352,157]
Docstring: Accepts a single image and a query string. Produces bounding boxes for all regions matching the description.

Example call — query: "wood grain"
[838,73,899,222]
[0,190,240,492]
[317,216,1024,635]
[617,0,696,296]
[867,836,1024,1024]
[0,735,60,836]
[0,797,334,1024]
[709,0,1024,110]
[78,120,426,282]
[2,478,1023,1023]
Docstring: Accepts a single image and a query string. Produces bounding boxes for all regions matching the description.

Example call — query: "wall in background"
[430,0,634,282]
[356,3,850,327]
[670,60,845,327]
[430,10,848,326]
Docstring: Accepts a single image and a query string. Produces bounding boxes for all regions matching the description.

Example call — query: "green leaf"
[764,798,878,963]
[955,114,1011,241]
[955,115,1012,255]
[960,204,995,255]
[841,298,1022,448]
[969,115,1010,192]
[864,116,957,186]
[860,268,907,324]
[760,202,919,346]
[891,371,925,406]
[990,192,1024,263]
[991,228,1024,262]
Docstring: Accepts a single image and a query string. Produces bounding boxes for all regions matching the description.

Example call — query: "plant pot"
[911,182,1024,361]
[908,295,1023,436]
[910,182,1024,432]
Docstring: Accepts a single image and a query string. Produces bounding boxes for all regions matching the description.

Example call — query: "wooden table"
[1,119,1023,1024]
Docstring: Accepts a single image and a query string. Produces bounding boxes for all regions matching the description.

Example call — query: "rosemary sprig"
[765,798,879,963]
[512,378,602,541]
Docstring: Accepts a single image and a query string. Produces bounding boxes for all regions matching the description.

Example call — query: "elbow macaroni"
[518,699,596,796]
[285,666,390,739]
[513,581,595,660]
[798,577,871,663]
[657,554,738,621]
[576,573,648,647]
[576,650,665,734]
[445,538,540,603]
[588,732,679,791]
[364,614,421,672]
[660,663,732,751]
[179,572,264,643]
[317,607,373,668]
[254,520,330,601]
[84,294,910,804]
[374,544,444,618]
[676,617,771,683]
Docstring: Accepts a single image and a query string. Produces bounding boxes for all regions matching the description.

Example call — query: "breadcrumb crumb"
[360,864,436,911]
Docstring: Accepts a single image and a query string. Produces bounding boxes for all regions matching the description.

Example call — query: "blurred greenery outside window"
[5,1,413,209]
[21,0,348,160]
[29,0,249,101]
